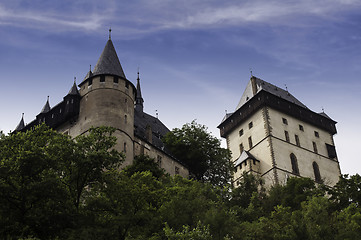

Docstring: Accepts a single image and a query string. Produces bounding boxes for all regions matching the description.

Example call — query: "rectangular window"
[125,81,129,89]
[88,79,93,86]
[248,136,253,149]
[314,131,319,138]
[282,118,288,125]
[239,143,244,153]
[313,141,318,153]
[239,129,244,136]
[299,125,304,131]
[100,76,105,82]
[248,122,253,129]
[285,131,290,142]
[295,135,300,147]
[113,76,119,83]
[175,166,180,175]
[157,155,162,167]
[123,142,127,153]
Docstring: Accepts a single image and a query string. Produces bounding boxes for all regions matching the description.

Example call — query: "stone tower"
[14,32,189,177]
[218,76,341,188]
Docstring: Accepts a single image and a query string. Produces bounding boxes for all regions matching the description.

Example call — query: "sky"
[0,0,360,175]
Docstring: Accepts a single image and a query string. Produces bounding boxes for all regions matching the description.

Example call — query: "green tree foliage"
[2,124,361,240]
[163,120,233,188]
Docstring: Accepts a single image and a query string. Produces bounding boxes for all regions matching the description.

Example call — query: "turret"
[77,30,136,164]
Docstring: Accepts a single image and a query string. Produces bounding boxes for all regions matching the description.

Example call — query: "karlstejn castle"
[15,33,340,187]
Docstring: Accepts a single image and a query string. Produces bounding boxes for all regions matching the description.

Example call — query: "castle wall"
[267,108,341,186]
[134,137,189,178]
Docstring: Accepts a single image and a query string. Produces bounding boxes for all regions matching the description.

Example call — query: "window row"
[239,136,253,153]
[290,153,322,183]
[238,121,253,137]
[88,76,125,86]
[282,117,320,138]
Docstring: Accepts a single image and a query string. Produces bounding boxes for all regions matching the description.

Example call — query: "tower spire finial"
[74,76,76,84]
[109,28,112,40]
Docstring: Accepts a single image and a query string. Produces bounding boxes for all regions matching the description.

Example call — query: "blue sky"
[0,0,360,175]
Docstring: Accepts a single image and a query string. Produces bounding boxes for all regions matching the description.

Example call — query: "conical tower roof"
[92,39,126,78]
[41,97,51,113]
[68,80,80,95]
[15,113,25,131]
[135,72,144,112]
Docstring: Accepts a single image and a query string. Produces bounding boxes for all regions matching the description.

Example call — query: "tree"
[328,174,361,210]
[123,154,166,179]
[163,121,233,187]
[0,124,124,239]
[0,124,73,239]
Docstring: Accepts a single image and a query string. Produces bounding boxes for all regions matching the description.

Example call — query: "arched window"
[290,153,299,175]
[313,162,322,183]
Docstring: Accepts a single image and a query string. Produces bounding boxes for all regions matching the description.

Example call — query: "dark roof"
[135,74,144,112]
[68,81,80,95]
[92,39,126,78]
[236,76,307,110]
[134,110,170,151]
[40,97,51,113]
[83,70,93,81]
[15,114,25,131]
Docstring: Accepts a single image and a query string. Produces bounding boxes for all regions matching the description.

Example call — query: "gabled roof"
[236,76,307,111]
[92,39,126,79]
[234,150,259,167]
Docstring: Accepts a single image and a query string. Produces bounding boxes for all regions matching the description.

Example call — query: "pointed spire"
[109,28,112,40]
[92,32,126,79]
[135,70,144,112]
[68,78,80,95]
[84,64,93,80]
[41,96,51,113]
[15,113,25,131]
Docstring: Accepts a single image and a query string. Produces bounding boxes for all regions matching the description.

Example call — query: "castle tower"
[76,34,136,165]
[218,76,341,188]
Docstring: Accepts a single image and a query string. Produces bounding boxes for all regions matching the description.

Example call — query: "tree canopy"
[163,120,233,188]
[1,124,361,239]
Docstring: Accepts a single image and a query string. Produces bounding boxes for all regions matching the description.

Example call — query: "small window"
[314,131,319,138]
[248,122,253,129]
[295,135,300,147]
[285,131,290,142]
[239,129,244,136]
[313,142,318,153]
[175,166,180,175]
[282,118,288,125]
[253,159,256,165]
[234,167,237,173]
[88,79,93,86]
[244,160,247,166]
[113,76,119,83]
[299,125,304,131]
[248,136,253,149]
[123,142,127,153]
[125,81,129,89]
[100,76,105,82]
[157,155,162,167]
[239,143,244,153]
[124,115,127,124]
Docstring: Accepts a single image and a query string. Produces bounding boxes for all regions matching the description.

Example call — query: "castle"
[14,33,189,178]
[14,33,341,187]
[218,76,341,187]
